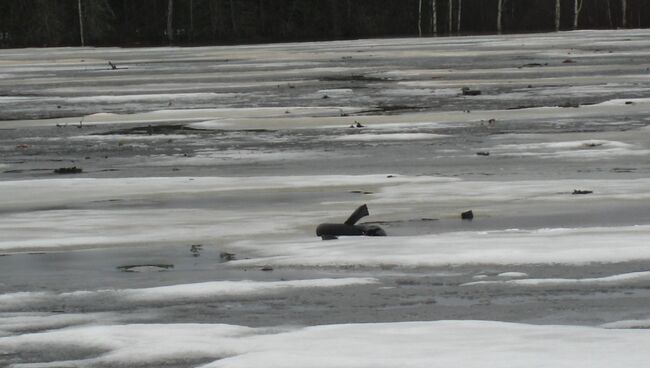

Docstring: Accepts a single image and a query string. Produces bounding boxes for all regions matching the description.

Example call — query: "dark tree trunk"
[497,0,503,33]
[431,0,437,35]
[229,0,237,36]
[457,0,461,33]
[418,0,423,37]
[78,0,85,46]
[555,0,561,31]
[167,0,173,43]
[448,0,453,34]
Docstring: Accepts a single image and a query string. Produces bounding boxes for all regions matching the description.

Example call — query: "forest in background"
[1,0,649,48]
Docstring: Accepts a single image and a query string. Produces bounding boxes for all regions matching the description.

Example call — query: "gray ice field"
[1,29,650,367]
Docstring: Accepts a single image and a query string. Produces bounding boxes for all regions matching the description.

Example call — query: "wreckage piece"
[316,204,387,240]
[344,204,369,225]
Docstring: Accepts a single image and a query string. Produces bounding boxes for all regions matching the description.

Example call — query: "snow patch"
[462,271,650,287]
[332,133,449,141]
[3,321,650,368]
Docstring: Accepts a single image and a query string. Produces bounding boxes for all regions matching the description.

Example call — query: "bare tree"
[189,0,194,42]
[448,0,453,33]
[418,0,423,37]
[431,0,437,35]
[78,0,85,46]
[555,0,561,31]
[229,0,237,36]
[77,0,113,46]
[573,0,583,30]
[605,0,613,28]
[457,0,462,33]
[497,0,503,34]
[167,0,173,43]
[208,0,219,41]
[621,0,627,28]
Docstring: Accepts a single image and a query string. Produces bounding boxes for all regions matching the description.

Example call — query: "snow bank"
[602,319,650,329]
[230,225,650,268]
[497,272,528,278]
[491,140,650,160]
[3,320,650,368]
[462,271,650,287]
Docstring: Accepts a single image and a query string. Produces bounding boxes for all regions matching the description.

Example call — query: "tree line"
[1,0,648,48]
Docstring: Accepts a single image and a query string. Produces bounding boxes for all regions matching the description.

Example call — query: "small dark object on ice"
[261,265,274,271]
[220,252,236,261]
[476,151,490,156]
[562,59,576,63]
[316,204,387,240]
[118,264,174,272]
[520,63,543,68]
[559,102,580,108]
[572,190,593,195]
[322,94,329,99]
[625,101,635,105]
[108,61,117,70]
[190,244,202,257]
[348,121,364,128]
[461,210,474,220]
[54,167,82,174]
[461,87,482,96]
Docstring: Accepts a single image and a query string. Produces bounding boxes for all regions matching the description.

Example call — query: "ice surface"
[332,133,449,141]
[2,29,650,366]
[2,321,650,368]
[0,278,377,310]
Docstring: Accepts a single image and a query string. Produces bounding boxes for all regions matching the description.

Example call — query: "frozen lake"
[2,29,650,367]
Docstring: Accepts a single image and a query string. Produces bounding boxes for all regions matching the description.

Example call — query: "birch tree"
[431,0,437,35]
[497,0,503,34]
[78,0,84,46]
[621,0,627,28]
[448,0,453,34]
[166,0,173,43]
[229,0,237,36]
[555,0,561,31]
[605,0,613,28]
[77,0,113,45]
[418,0,423,37]
[573,0,583,30]
[457,0,462,33]
[189,0,194,42]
